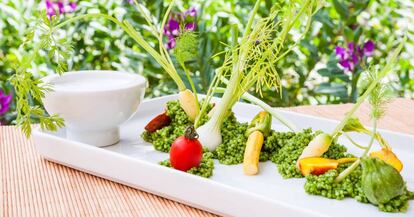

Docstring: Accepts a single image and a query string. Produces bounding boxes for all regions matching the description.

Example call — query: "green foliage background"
[1,0,413,124]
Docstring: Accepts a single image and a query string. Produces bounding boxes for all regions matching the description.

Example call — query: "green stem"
[210,76,239,127]
[215,87,299,132]
[54,13,186,91]
[194,68,222,128]
[344,133,368,150]
[133,0,160,38]
[350,73,360,103]
[241,0,261,41]
[157,0,176,67]
[335,120,377,182]
[361,120,377,157]
[182,63,200,110]
[369,131,391,149]
[208,25,241,128]
[334,159,360,183]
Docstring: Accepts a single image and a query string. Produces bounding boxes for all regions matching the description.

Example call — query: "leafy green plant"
[0,0,413,127]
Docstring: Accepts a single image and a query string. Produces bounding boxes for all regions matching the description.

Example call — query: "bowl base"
[67,127,120,147]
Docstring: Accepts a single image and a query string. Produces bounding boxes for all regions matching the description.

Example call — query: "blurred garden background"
[1,0,413,125]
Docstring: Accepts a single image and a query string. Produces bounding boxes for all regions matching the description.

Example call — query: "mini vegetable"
[178,89,199,122]
[370,148,403,172]
[361,157,405,205]
[296,133,332,167]
[145,112,171,133]
[170,125,203,171]
[243,111,272,175]
[298,157,357,176]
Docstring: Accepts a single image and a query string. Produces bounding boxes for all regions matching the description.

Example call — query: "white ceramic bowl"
[42,70,147,147]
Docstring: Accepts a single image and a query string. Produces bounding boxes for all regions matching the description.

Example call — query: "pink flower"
[45,0,77,18]
[0,90,12,116]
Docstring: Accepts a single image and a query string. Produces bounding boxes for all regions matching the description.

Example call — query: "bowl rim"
[42,70,147,93]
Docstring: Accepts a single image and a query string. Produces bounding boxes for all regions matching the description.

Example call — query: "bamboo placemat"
[286,98,414,135]
[1,98,413,217]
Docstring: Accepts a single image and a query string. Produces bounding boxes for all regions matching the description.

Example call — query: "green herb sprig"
[9,12,69,137]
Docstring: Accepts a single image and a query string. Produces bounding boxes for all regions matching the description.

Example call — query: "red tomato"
[170,135,203,171]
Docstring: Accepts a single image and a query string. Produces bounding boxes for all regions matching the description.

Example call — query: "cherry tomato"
[170,126,203,171]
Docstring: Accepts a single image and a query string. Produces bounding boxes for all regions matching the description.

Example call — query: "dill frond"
[359,66,394,120]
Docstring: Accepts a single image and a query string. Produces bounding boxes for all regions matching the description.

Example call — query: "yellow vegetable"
[370,148,403,172]
[296,133,332,168]
[243,131,264,175]
[243,111,272,175]
[178,89,199,122]
[299,157,357,176]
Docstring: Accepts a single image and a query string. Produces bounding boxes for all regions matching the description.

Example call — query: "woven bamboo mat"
[1,126,216,217]
[1,98,413,217]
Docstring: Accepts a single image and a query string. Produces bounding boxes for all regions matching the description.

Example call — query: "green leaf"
[344,26,354,42]
[314,82,347,97]
[353,27,363,44]
[342,117,369,133]
[332,0,349,20]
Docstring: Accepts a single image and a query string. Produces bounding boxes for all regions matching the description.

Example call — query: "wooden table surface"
[1,98,414,217]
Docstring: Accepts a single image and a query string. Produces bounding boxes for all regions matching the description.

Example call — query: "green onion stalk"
[14,0,201,136]
[213,87,299,132]
[196,0,322,151]
[296,40,405,169]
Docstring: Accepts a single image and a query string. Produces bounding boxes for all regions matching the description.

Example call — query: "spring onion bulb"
[196,119,222,151]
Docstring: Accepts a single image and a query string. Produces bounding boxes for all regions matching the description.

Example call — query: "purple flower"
[0,90,12,116]
[184,23,196,31]
[335,46,346,59]
[165,18,180,37]
[363,40,375,56]
[163,7,198,49]
[335,40,375,72]
[165,36,176,50]
[45,0,77,18]
[57,1,64,13]
[46,0,56,17]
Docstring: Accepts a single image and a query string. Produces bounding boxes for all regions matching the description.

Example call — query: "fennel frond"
[196,0,323,150]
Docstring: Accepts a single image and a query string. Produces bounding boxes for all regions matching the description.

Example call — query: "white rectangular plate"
[33,95,414,217]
